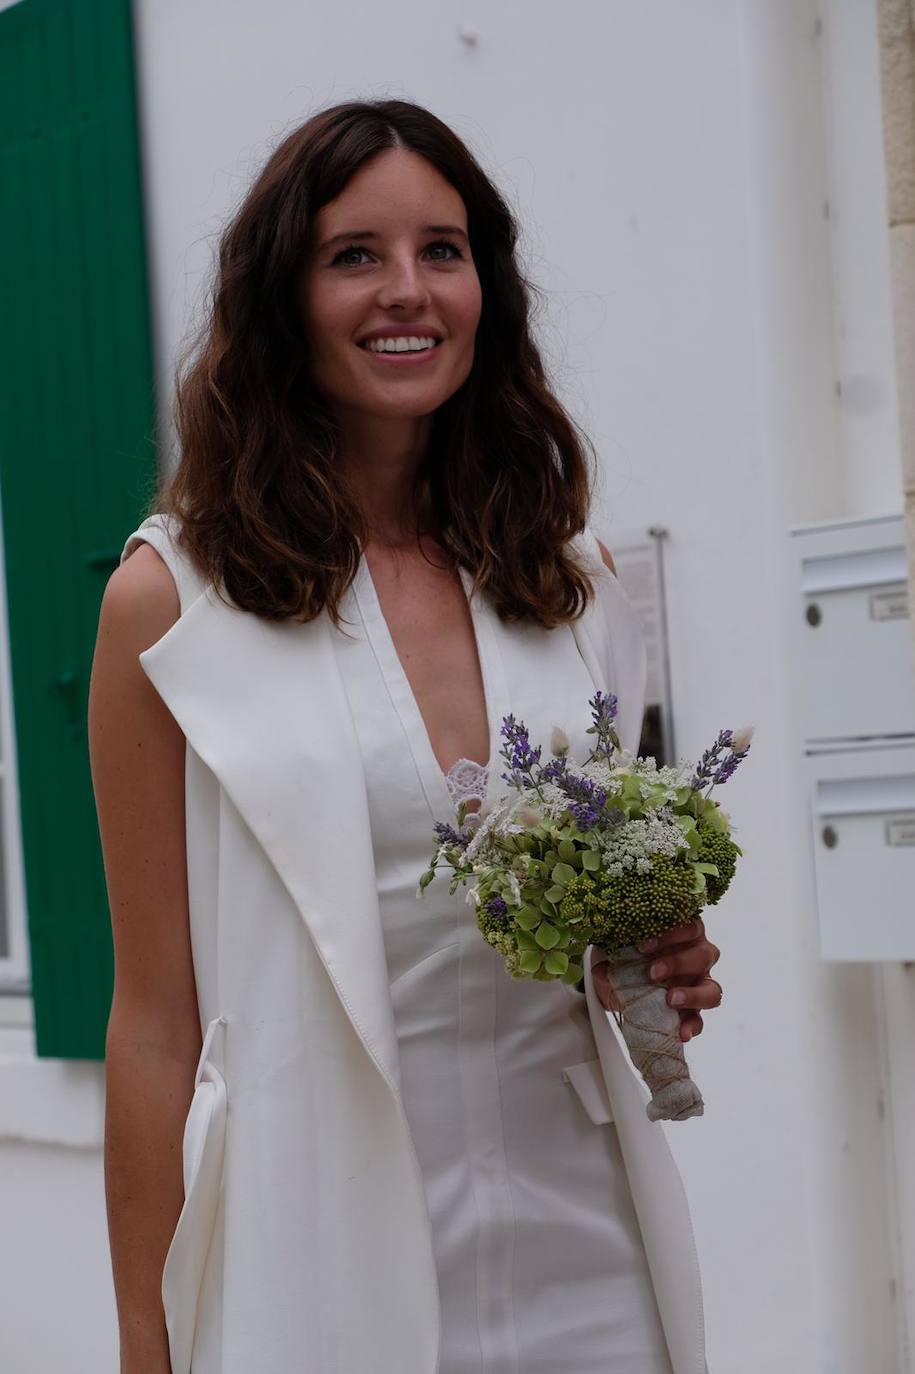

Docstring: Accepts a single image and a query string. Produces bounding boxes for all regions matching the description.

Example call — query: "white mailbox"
[806,742,915,961]
[790,514,914,744]
[791,513,915,962]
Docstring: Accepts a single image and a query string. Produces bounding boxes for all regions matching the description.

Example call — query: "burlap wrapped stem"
[601,943,705,1122]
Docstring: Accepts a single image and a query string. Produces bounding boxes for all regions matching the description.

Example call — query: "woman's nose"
[376,257,431,309]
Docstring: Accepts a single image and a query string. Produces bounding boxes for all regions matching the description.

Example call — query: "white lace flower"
[631,759,694,791]
[577,759,625,795]
[595,805,690,872]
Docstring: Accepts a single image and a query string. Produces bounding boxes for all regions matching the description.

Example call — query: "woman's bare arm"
[88,542,203,1374]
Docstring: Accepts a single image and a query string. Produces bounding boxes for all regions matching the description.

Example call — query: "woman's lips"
[358,339,444,366]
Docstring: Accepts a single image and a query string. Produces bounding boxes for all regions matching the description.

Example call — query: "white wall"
[0,1138,115,1371]
[820,0,902,514]
[3,2,906,1370]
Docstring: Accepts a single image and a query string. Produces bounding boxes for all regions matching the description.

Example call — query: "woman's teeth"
[362,336,439,353]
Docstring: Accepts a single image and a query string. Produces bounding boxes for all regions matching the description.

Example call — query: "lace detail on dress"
[443,757,490,808]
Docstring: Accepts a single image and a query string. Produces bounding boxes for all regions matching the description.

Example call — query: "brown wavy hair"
[150,98,602,629]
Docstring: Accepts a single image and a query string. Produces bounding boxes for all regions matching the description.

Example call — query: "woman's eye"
[330,238,463,267]
[331,245,371,266]
[426,238,463,261]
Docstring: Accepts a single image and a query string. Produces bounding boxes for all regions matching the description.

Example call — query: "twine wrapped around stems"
[602,943,705,1122]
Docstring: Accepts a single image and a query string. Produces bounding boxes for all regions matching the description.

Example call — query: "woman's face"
[300,148,482,429]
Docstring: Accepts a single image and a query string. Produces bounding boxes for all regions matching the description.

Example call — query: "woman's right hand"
[590,922,721,1042]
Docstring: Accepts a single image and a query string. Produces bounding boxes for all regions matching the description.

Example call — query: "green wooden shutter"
[0,0,157,1058]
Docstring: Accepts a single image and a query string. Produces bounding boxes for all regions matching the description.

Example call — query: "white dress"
[331,552,674,1374]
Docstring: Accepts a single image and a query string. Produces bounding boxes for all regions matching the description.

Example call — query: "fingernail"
[670,990,686,1006]
[640,938,659,953]
[649,961,668,980]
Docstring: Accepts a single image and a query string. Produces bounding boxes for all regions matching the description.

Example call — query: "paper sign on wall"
[595,525,674,765]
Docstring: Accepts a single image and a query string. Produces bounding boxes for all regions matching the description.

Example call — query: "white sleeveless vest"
[119,514,708,1374]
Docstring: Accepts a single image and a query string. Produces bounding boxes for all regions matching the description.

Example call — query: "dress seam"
[457,925,489,1374]
[489,988,523,1372]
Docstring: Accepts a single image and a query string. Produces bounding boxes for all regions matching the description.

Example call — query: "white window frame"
[0,481,33,1005]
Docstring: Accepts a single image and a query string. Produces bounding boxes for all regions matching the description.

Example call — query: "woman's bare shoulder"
[101,540,181,656]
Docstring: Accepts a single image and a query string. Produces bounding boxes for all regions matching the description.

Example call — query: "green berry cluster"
[558,856,704,961]
[477,907,524,976]
[694,824,740,905]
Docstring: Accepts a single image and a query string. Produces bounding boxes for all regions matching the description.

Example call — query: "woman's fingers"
[592,966,712,1037]
[645,939,720,985]
[591,927,725,1028]
[638,917,706,954]
[678,1010,704,1042]
[665,975,724,1010]
[638,919,723,1035]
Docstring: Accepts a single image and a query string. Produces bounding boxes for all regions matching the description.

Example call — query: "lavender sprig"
[690,726,753,796]
[498,714,545,795]
[500,692,620,795]
[583,689,621,764]
[496,699,623,832]
[554,771,609,831]
[432,819,473,850]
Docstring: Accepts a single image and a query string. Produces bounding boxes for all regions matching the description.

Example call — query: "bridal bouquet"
[417,691,751,1122]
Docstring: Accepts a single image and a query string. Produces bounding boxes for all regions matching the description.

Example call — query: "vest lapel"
[570,554,706,1374]
[583,959,706,1374]
[138,584,404,1098]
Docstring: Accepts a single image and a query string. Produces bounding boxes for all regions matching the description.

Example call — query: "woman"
[89,99,722,1374]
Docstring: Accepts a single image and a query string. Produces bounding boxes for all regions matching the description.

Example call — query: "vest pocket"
[161,1016,228,1374]
[561,1056,615,1125]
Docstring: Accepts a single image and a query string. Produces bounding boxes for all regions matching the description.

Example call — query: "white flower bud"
[550,725,571,757]
[731,725,755,755]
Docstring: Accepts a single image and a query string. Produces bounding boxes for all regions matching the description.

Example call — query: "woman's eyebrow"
[318,224,469,251]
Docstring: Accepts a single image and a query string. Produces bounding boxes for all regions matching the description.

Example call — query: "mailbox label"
[886,815,915,847]
[869,585,910,621]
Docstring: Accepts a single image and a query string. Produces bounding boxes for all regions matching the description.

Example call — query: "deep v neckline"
[351,553,504,818]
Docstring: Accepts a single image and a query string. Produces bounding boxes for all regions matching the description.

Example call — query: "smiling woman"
[297,146,483,527]
[152,99,604,630]
[94,97,713,1374]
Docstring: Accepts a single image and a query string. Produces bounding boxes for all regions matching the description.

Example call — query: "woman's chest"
[361,547,491,779]
[336,555,602,833]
